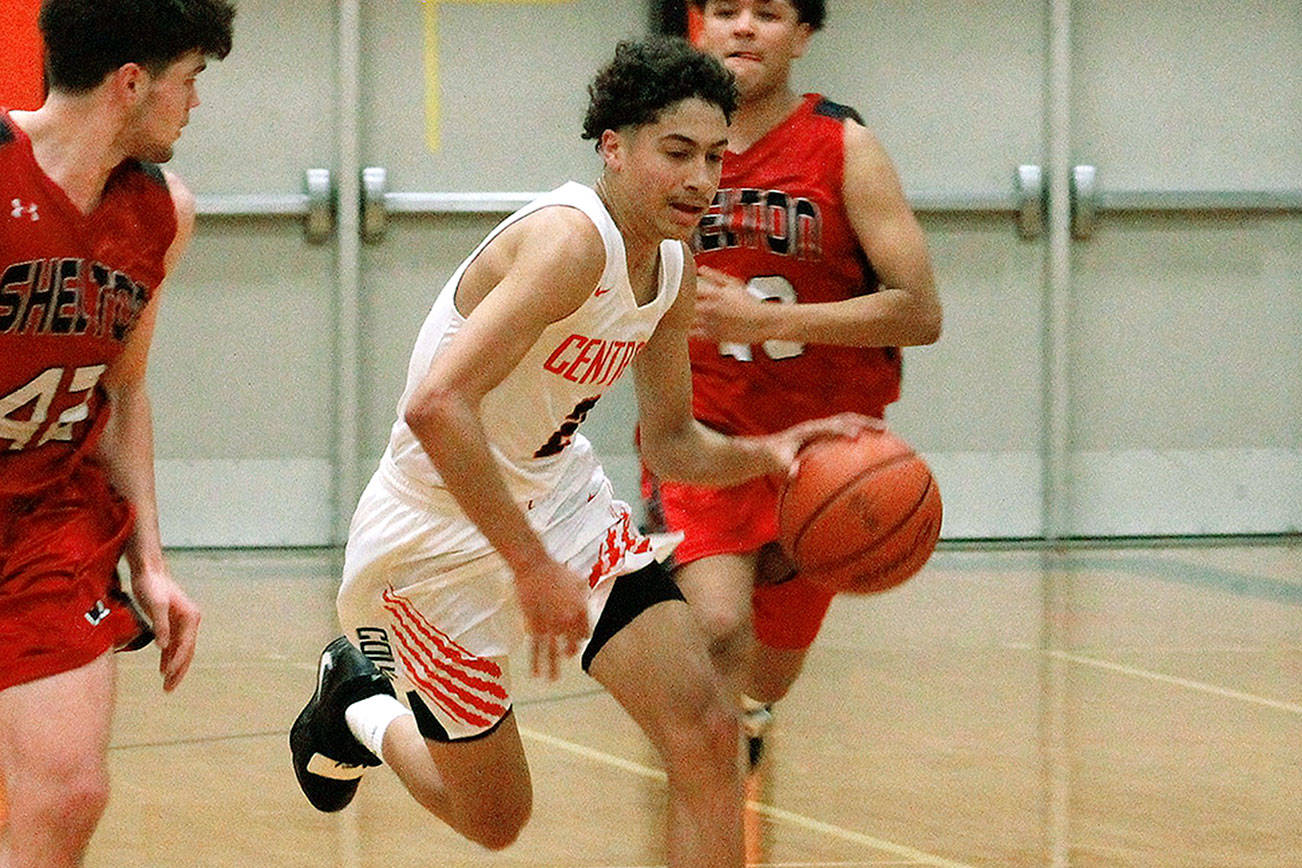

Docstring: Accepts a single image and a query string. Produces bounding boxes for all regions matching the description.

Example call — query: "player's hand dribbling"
[513,557,590,680]
[765,412,884,471]
[130,566,201,692]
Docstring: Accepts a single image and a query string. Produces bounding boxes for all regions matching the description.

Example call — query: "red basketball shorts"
[0,462,148,691]
[643,470,834,651]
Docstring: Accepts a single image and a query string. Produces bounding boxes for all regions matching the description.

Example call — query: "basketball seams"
[778,429,942,595]
[787,448,921,561]
[802,474,937,580]
[823,512,939,593]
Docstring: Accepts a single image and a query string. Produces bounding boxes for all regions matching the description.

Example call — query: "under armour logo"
[10,199,38,221]
[85,600,110,626]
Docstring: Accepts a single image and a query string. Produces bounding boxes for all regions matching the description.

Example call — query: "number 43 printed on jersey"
[0,364,106,450]
[718,275,806,362]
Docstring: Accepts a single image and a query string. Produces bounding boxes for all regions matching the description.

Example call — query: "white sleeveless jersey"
[384,182,683,504]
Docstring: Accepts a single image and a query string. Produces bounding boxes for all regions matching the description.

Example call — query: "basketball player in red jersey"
[644,0,943,767]
[0,1,233,863]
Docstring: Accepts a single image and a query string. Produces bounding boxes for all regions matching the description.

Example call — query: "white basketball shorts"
[336,454,677,741]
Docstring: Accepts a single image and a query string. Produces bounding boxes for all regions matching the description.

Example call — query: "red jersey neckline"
[727,93,821,159]
[2,108,123,224]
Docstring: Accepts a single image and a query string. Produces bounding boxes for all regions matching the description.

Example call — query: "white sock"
[740,695,773,736]
[345,694,412,760]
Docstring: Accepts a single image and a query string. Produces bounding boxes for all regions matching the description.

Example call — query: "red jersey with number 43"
[0,110,176,495]
[690,93,900,435]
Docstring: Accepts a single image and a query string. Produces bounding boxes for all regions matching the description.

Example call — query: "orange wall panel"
[0,0,45,109]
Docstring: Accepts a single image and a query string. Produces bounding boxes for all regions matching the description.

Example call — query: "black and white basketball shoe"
[290,636,395,812]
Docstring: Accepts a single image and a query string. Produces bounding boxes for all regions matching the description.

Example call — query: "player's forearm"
[643,420,783,488]
[404,388,551,571]
[764,286,942,348]
[93,381,166,575]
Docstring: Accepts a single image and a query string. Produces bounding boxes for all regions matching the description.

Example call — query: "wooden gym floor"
[57,539,1302,866]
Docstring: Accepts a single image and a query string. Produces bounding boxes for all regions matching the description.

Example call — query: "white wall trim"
[155,450,1299,547]
[1067,448,1301,536]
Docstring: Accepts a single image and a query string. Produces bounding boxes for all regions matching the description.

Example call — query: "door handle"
[361,166,388,244]
[1071,165,1098,240]
[303,168,334,244]
[1015,164,1045,239]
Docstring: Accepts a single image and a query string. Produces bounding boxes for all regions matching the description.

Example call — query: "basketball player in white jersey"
[289,38,867,866]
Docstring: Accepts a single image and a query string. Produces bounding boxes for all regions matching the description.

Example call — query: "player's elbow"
[639,440,674,482]
[904,295,943,346]
[917,301,943,345]
[403,383,462,439]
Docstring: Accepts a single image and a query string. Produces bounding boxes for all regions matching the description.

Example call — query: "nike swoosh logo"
[317,650,333,691]
[594,287,612,296]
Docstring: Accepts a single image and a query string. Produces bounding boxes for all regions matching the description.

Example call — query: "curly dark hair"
[581,37,737,148]
[688,0,825,31]
[40,0,236,93]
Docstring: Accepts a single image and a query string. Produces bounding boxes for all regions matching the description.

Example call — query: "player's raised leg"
[379,691,534,851]
[291,633,533,851]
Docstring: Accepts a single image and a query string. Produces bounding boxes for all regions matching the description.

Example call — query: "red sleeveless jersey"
[689,93,901,435]
[0,110,176,495]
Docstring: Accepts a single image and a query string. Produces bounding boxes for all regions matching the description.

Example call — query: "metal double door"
[159,0,1300,546]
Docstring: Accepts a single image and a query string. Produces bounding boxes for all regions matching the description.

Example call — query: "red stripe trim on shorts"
[382,587,503,678]
[586,511,653,588]
[392,642,494,728]
[383,601,510,717]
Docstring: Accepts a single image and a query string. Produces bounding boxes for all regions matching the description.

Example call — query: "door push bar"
[1069,164,1302,240]
[194,168,335,244]
[358,165,1044,243]
[196,166,1300,245]
[360,166,539,244]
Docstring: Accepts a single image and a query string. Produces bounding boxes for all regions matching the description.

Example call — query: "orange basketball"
[778,427,942,594]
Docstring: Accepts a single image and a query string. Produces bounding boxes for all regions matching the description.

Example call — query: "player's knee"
[693,602,750,661]
[470,821,526,852]
[461,795,532,851]
[22,762,110,838]
[659,683,738,774]
[702,604,747,644]
[440,773,532,852]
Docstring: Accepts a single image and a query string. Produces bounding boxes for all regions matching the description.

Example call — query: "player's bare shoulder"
[162,169,197,272]
[162,170,196,217]
[841,115,899,179]
[462,201,608,322]
[523,202,606,261]
[499,203,605,290]
[839,113,911,214]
